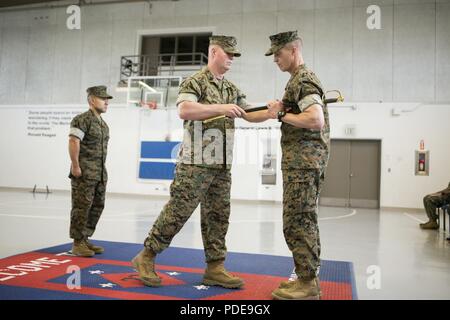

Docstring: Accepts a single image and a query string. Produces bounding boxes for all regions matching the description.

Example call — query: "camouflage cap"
[86,85,113,99]
[209,35,241,57]
[265,30,300,56]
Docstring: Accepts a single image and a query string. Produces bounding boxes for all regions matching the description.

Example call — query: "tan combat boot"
[419,220,439,229]
[279,277,321,291]
[278,279,297,289]
[85,239,104,254]
[131,248,161,287]
[72,239,95,257]
[272,278,321,300]
[202,260,244,289]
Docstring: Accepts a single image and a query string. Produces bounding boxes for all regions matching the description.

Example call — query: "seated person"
[420,182,450,229]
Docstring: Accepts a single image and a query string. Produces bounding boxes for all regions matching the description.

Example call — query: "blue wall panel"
[139,161,176,180]
[141,141,180,159]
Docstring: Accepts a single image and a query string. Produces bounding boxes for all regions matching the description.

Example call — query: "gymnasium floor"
[0,188,449,300]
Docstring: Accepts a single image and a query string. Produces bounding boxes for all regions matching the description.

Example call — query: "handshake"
[203,90,343,124]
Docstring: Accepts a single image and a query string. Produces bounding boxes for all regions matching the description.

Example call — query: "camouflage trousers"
[145,164,231,263]
[423,187,450,221]
[70,178,106,240]
[282,169,324,281]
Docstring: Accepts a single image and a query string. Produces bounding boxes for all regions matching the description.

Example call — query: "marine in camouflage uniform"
[420,182,450,229]
[132,36,249,289]
[68,85,112,257]
[265,31,330,300]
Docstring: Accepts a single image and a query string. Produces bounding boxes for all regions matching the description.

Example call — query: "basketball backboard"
[127,76,182,109]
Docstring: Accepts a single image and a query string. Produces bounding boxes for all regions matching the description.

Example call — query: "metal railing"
[120,52,208,82]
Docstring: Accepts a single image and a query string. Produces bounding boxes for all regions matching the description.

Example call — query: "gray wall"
[0,0,449,104]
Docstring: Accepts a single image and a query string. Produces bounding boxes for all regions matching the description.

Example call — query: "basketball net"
[140,100,158,110]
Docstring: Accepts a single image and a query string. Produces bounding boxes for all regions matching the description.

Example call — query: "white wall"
[2,0,450,104]
[0,0,450,208]
[0,101,448,209]
[0,102,284,198]
[330,103,450,208]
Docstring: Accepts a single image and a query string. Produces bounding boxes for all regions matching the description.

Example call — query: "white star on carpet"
[89,270,104,275]
[193,285,209,290]
[99,283,116,288]
[56,252,75,256]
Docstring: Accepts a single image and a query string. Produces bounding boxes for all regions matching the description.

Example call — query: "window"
[195,36,210,59]
[141,33,211,66]
[160,37,175,63]
[177,36,194,63]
